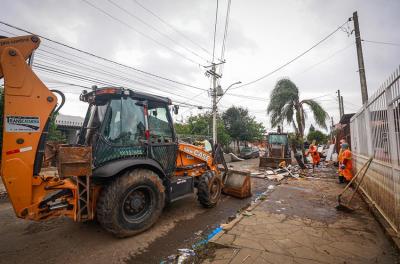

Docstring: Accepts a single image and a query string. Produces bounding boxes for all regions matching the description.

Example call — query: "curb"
[209,188,272,245]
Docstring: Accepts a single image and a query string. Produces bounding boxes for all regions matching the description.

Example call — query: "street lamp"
[216,81,242,105]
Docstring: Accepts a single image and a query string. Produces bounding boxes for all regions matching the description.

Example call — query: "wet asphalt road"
[0,158,270,264]
[130,177,270,263]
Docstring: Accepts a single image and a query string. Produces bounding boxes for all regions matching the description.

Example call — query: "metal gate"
[350,65,400,235]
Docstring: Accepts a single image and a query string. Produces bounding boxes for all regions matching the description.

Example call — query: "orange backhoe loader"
[0,35,237,237]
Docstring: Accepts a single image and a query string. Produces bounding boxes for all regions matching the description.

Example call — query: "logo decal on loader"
[6,116,40,132]
[183,147,210,162]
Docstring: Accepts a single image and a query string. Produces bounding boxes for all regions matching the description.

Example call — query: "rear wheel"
[197,171,222,208]
[96,168,165,237]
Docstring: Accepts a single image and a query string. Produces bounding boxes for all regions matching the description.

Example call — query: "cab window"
[102,98,145,145]
[148,104,174,142]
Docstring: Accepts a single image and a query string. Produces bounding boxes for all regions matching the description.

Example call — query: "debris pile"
[250,164,302,181]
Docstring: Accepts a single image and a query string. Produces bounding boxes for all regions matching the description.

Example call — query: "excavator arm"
[0,35,79,220]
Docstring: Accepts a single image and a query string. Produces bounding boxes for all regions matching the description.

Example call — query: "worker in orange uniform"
[306,142,320,173]
[339,143,353,183]
[337,138,346,164]
[337,138,346,183]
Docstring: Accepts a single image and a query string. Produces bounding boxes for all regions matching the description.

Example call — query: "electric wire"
[231,20,350,90]
[218,0,232,77]
[33,61,209,104]
[107,0,209,63]
[34,49,198,95]
[362,39,400,47]
[32,51,212,105]
[0,27,211,109]
[293,42,355,76]
[0,22,208,91]
[132,0,211,57]
[0,28,211,106]
[212,0,219,62]
[81,0,204,66]
[37,45,202,93]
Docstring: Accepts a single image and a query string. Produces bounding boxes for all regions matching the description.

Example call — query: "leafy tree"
[47,114,66,142]
[288,132,303,153]
[307,130,328,145]
[309,124,315,132]
[175,123,191,135]
[216,119,231,148]
[267,78,328,154]
[222,106,265,151]
[246,118,265,141]
[175,113,231,147]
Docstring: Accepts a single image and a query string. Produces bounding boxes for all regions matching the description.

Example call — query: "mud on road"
[0,159,268,264]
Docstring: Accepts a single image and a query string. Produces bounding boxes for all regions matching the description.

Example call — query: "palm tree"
[267,78,328,154]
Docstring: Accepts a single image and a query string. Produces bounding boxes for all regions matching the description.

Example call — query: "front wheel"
[96,168,165,237]
[197,171,222,208]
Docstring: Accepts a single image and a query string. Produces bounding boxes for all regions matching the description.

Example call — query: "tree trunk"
[295,102,307,163]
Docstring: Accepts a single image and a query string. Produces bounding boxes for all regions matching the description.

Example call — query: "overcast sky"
[1,0,399,133]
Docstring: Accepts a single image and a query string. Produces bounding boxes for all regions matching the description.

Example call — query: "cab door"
[146,102,177,177]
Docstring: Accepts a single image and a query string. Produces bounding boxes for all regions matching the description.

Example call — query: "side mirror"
[173,105,179,115]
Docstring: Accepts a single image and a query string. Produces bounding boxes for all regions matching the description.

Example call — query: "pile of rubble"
[249,164,303,182]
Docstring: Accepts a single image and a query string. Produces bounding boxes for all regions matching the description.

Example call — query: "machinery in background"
[259,132,292,168]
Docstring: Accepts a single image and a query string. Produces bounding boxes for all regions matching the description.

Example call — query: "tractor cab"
[78,87,178,175]
[259,132,292,168]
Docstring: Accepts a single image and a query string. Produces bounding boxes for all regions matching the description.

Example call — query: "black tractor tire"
[197,171,222,208]
[96,168,165,238]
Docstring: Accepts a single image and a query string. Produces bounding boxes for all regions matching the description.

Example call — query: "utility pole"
[205,62,223,146]
[352,11,368,104]
[212,64,218,145]
[337,90,343,118]
[340,95,345,117]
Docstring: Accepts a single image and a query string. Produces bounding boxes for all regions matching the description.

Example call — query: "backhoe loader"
[0,35,233,237]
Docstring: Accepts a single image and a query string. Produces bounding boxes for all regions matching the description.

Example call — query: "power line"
[36,66,211,109]
[294,42,355,76]
[362,39,400,47]
[0,21,208,91]
[212,0,219,62]
[36,42,200,93]
[218,0,232,78]
[180,91,209,115]
[224,93,269,102]
[107,0,209,63]
[34,49,197,94]
[81,0,204,66]
[220,0,232,61]
[33,61,210,104]
[132,0,211,57]
[232,19,350,90]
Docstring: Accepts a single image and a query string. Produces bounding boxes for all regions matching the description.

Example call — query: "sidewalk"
[203,167,399,264]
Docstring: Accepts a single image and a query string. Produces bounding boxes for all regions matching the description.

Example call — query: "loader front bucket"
[222,169,251,199]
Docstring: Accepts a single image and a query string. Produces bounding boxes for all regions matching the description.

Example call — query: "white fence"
[350,65,400,235]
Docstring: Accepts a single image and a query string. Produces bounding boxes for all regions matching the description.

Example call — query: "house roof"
[56,114,84,128]
[339,113,355,124]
